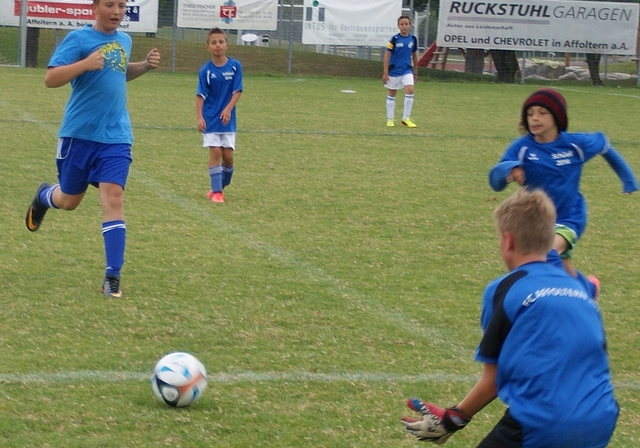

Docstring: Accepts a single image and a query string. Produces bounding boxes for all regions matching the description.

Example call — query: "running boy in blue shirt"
[382,15,418,128]
[25,0,161,298]
[402,187,619,447]
[489,88,637,277]
[196,27,243,204]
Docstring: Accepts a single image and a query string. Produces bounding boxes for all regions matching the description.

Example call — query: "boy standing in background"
[382,15,418,128]
[196,27,244,203]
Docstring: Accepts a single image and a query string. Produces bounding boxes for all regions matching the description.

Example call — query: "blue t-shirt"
[477,260,618,448]
[48,26,133,144]
[385,33,417,77]
[489,132,637,237]
[196,58,243,134]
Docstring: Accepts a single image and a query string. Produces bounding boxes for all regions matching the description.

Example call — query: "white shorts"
[385,73,414,90]
[202,133,236,149]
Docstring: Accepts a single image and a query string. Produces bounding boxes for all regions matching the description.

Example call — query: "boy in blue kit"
[196,27,243,204]
[25,0,161,298]
[383,15,418,128]
[489,88,637,277]
[402,188,618,447]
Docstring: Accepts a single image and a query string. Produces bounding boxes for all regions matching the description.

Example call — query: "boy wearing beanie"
[489,88,637,277]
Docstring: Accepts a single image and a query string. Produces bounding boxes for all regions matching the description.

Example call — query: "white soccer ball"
[151,352,207,407]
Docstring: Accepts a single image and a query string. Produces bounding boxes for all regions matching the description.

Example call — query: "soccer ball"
[151,352,207,407]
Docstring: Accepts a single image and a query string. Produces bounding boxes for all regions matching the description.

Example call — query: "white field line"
[132,172,478,356]
[0,370,477,384]
[1,370,638,390]
[5,89,640,392]
[553,86,640,100]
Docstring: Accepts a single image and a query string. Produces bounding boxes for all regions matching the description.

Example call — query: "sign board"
[177,0,277,30]
[0,0,158,32]
[437,0,639,55]
[301,0,402,47]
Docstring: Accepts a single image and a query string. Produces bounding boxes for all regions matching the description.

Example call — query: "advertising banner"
[437,0,639,55]
[0,0,158,32]
[177,0,277,30]
[301,0,402,47]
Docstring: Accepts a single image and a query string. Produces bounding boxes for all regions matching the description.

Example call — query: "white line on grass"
[0,99,60,135]
[0,370,478,384]
[0,118,435,137]
[8,94,640,393]
[133,172,477,358]
[2,95,475,364]
[554,87,640,100]
[2,370,639,390]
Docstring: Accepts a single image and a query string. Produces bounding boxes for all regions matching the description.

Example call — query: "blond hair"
[494,188,556,255]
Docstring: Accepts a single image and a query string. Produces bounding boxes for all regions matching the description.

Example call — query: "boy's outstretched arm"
[455,363,498,417]
[402,363,497,443]
[601,147,639,194]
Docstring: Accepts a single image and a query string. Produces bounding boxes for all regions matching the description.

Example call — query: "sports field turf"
[1,67,640,446]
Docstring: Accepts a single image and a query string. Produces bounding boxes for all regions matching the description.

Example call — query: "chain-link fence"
[1,0,434,70]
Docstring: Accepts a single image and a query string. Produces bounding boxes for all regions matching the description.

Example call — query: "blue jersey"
[489,132,638,237]
[386,33,417,77]
[48,26,133,144]
[477,260,618,448]
[196,58,243,134]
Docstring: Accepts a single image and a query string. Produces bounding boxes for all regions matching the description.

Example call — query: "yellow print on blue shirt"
[101,42,127,73]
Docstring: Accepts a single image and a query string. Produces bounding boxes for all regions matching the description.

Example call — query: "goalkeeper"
[402,187,619,447]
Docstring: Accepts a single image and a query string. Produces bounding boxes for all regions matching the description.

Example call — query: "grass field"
[1,65,640,447]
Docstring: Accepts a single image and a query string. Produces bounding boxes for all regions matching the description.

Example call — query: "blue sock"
[103,220,126,279]
[39,184,60,209]
[222,164,234,188]
[209,165,223,193]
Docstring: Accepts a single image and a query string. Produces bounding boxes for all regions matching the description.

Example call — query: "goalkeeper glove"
[401,398,470,444]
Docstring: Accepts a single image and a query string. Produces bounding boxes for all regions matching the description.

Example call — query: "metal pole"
[413,10,419,49]
[410,0,415,36]
[287,0,294,75]
[277,0,283,48]
[19,0,28,67]
[425,0,430,47]
[171,0,178,72]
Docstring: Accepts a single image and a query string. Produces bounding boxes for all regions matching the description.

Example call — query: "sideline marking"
[132,172,478,356]
[1,370,638,390]
[0,370,477,384]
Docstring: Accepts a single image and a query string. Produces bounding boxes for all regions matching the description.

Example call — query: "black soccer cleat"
[25,183,52,232]
[102,275,123,298]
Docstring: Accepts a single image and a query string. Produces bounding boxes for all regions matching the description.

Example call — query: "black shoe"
[26,183,52,232]
[102,276,123,298]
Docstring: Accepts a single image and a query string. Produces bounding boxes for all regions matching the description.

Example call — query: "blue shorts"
[56,138,132,195]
